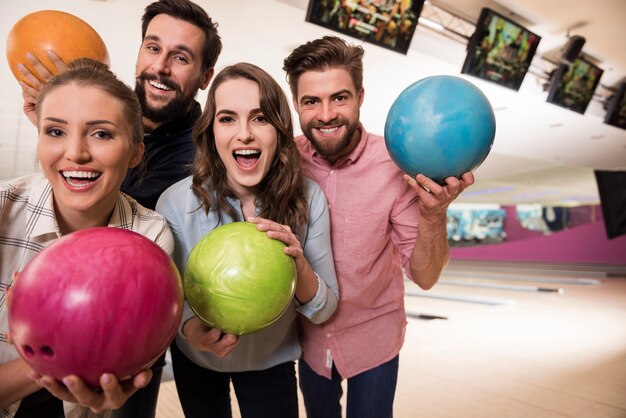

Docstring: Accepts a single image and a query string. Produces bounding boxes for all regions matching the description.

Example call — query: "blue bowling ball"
[384,75,496,184]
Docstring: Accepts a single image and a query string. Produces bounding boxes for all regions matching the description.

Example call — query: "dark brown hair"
[142,0,222,72]
[191,62,308,235]
[283,35,365,98]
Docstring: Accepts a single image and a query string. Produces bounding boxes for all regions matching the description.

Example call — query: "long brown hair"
[191,62,308,236]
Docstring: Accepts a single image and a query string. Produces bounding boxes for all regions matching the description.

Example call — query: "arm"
[292,182,339,323]
[404,171,475,290]
[248,182,339,324]
[0,358,39,408]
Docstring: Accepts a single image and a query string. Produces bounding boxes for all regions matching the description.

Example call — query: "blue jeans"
[298,356,399,418]
[170,339,298,418]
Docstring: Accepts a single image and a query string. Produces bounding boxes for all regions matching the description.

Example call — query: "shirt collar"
[28,174,132,239]
[27,174,61,240]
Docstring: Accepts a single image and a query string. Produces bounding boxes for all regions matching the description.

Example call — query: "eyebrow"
[299,89,353,104]
[42,117,118,128]
[144,34,196,60]
[215,108,263,116]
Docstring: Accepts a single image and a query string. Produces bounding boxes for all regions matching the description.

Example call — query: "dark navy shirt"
[121,101,201,210]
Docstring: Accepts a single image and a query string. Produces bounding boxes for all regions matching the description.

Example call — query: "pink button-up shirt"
[296,125,420,379]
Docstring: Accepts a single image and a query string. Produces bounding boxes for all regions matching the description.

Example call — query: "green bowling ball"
[184,222,296,335]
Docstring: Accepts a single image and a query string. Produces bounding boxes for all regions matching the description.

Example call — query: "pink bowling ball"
[8,227,183,387]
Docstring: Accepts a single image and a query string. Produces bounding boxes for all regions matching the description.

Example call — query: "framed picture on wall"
[305,0,425,55]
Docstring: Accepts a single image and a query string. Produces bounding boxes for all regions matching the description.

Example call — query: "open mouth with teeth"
[61,171,102,189]
[233,149,261,169]
[317,126,340,136]
[149,80,173,92]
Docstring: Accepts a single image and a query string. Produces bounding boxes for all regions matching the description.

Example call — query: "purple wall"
[451,206,626,265]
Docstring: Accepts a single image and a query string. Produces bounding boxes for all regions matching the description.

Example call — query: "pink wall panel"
[450,220,626,265]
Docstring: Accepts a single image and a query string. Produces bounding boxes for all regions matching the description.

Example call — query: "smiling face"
[294,67,364,164]
[37,84,142,228]
[213,77,278,198]
[134,14,212,129]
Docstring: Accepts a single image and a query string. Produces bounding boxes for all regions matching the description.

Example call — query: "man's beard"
[302,116,359,160]
[135,73,196,123]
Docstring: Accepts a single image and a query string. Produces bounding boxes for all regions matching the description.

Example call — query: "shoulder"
[363,130,391,156]
[1,172,41,191]
[155,175,201,220]
[160,176,194,199]
[121,194,173,247]
[303,177,325,200]
[125,199,174,256]
[1,173,45,203]
[303,177,328,214]
[294,134,313,155]
[120,193,168,224]
[361,130,406,175]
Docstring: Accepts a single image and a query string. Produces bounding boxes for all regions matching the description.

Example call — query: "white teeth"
[149,80,172,91]
[319,127,338,134]
[62,171,101,179]
[65,179,93,188]
[234,149,260,156]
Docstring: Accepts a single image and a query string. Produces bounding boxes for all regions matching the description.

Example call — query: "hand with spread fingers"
[403,171,475,222]
[248,216,320,305]
[247,216,306,269]
[18,49,67,126]
[30,371,152,413]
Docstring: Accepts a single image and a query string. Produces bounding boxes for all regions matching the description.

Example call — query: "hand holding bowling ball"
[8,227,183,388]
[6,10,110,86]
[184,222,297,336]
[28,368,153,413]
[384,75,496,184]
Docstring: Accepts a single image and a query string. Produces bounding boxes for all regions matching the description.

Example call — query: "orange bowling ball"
[6,10,110,86]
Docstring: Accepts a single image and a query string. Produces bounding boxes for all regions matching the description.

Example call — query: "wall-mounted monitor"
[604,82,626,130]
[305,0,424,55]
[546,56,604,114]
[461,7,541,91]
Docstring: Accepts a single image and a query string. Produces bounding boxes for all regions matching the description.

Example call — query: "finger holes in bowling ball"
[40,346,55,359]
[22,345,35,358]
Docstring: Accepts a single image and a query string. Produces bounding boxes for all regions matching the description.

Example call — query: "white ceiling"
[1,0,625,207]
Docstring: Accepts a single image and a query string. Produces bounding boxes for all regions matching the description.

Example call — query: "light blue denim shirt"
[155,176,338,372]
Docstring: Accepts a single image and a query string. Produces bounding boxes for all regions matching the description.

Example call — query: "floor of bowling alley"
[155,259,626,418]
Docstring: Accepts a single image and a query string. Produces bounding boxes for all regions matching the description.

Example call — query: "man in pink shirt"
[283,35,475,418]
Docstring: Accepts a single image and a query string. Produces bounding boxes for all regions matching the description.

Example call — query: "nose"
[317,102,337,123]
[237,122,254,144]
[151,52,171,75]
[64,134,91,163]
